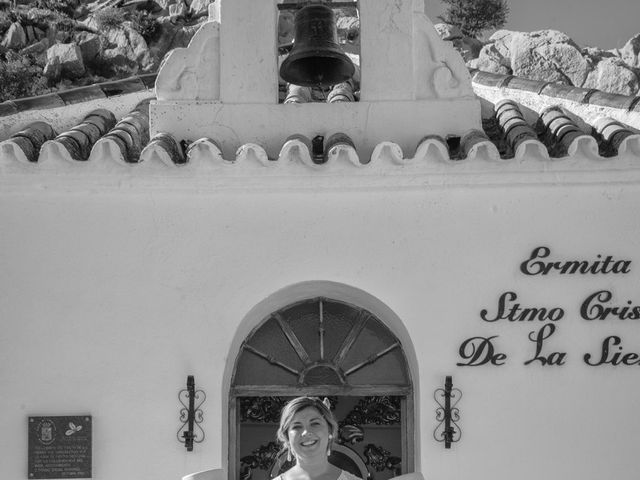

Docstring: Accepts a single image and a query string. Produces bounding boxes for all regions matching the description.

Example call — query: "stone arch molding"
[154,0,474,102]
[220,281,421,473]
[223,281,420,392]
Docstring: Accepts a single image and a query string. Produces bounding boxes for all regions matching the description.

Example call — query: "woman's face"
[287,406,331,461]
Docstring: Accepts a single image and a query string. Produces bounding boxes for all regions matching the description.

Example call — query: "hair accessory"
[322,397,331,409]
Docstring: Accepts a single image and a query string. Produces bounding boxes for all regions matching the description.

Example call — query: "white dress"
[273,470,363,480]
[337,471,363,480]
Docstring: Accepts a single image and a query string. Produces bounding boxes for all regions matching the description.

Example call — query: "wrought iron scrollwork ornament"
[177,375,206,451]
[341,396,401,426]
[434,376,462,448]
[363,444,402,475]
[240,397,288,423]
[240,441,296,480]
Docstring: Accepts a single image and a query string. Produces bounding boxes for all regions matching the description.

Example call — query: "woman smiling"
[275,397,362,480]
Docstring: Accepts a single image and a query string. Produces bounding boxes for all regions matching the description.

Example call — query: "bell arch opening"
[229,295,414,480]
[277,1,361,104]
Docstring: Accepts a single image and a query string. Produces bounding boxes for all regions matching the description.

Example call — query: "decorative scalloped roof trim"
[513,140,550,162]
[235,143,270,166]
[371,142,405,165]
[618,135,640,157]
[278,137,314,166]
[566,135,599,159]
[4,129,640,168]
[462,129,501,162]
[325,143,361,167]
[1,139,33,164]
[186,138,225,165]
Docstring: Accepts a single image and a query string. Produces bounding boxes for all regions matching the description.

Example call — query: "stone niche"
[151,0,481,161]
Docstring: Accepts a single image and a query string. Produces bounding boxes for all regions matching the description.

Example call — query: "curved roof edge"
[0,74,157,118]
[470,69,640,113]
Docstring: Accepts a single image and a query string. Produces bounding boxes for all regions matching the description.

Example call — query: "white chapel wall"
[1,179,640,480]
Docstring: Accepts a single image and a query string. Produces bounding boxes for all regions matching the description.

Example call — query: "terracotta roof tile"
[494,99,542,159]
[0,101,19,116]
[538,106,597,157]
[141,133,187,166]
[10,93,67,112]
[470,70,513,88]
[539,83,592,104]
[39,109,117,162]
[90,100,150,163]
[57,85,108,105]
[472,69,640,113]
[499,76,547,94]
[593,117,640,157]
[0,74,156,119]
[5,121,57,163]
[1,71,639,171]
[584,90,636,110]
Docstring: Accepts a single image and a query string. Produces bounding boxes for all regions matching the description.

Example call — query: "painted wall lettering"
[456,336,507,366]
[584,336,640,366]
[457,246,637,368]
[520,246,632,275]
[580,290,640,320]
[524,324,567,366]
[480,291,564,322]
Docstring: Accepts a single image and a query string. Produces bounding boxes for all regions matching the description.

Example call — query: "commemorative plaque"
[28,416,92,479]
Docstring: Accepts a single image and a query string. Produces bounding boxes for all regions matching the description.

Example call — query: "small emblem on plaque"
[65,422,82,436]
[37,419,56,445]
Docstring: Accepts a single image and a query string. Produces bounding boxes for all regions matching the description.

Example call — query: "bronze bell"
[279,3,355,88]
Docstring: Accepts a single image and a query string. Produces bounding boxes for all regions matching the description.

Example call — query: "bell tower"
[151,0,481,161]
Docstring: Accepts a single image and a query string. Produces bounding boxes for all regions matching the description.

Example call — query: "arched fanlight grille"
[232,297,411,394]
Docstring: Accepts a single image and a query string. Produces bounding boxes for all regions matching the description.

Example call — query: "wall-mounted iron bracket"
[434,375,462,448]
[177,375,206,451]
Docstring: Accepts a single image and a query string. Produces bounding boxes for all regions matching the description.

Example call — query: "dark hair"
[277,396,338,452]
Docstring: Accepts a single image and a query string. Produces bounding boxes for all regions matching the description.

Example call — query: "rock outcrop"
[0,0,207,99]
[1,5,639,101]
[1,21,27,49]
[462,29,640,96]
[44,43,85,80]
[620,34,640,69]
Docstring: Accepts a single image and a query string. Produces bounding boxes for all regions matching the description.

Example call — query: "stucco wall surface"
[1,182,639,480]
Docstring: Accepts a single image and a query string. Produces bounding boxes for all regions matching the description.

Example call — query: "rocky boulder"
[44,43,85,80]
[470,29,640,96]
[468,43,510,75]
[101,23,154,72]
[187,0,214,17]
[147,17,199,67]
[1,22,27,50]
[75,31,101,63]
[434,23,463,41]
[582,55,640,96]
[434,23,483,62]
[168,1,186,19]
[20,37,49,55]
[0,14,12,37]
[620,34,640,68]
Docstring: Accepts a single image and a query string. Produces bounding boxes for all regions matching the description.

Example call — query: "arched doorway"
[229,297,414,480]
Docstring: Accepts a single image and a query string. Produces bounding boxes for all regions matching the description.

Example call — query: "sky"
[426,0,640,50]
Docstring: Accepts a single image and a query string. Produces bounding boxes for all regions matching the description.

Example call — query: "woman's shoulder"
[338,470,364,480]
